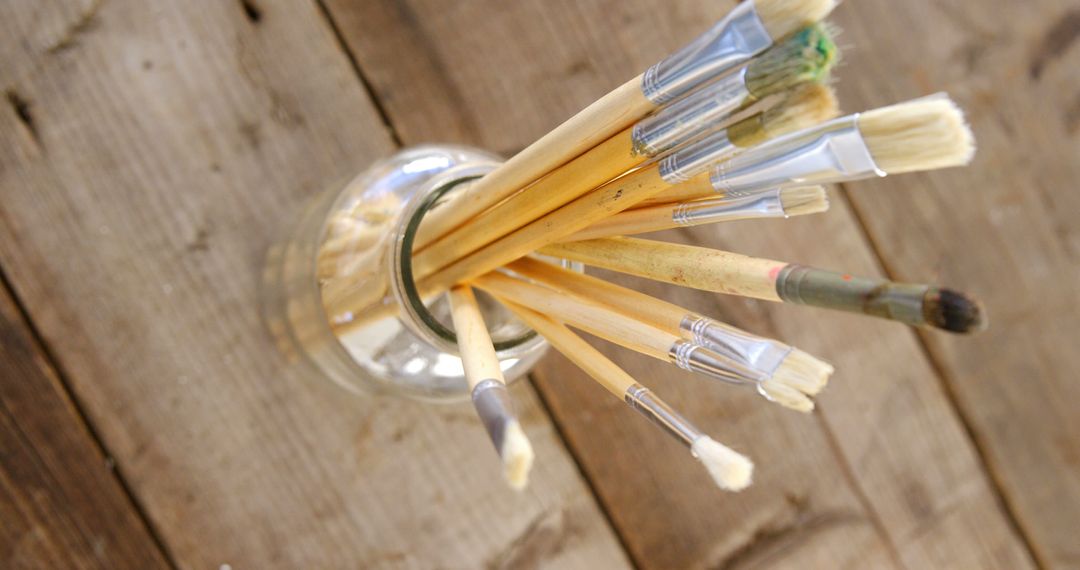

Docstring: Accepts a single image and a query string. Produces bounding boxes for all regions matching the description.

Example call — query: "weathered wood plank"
[322,0,1039,567]
[0,0,630,567]
[831,1,1080,567]
[0,279,171,569]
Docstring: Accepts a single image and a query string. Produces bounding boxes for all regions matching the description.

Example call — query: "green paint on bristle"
[745,23,838,98]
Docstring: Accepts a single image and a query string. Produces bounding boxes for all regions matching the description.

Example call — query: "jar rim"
[388,164,541,355]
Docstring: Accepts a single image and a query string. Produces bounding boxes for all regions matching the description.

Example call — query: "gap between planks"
[0,265,180,569]
[836,184,1045,568]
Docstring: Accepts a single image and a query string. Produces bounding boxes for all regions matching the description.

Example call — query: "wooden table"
[2,0,1076,568]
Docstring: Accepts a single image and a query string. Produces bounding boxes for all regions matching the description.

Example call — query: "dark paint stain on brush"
[1030,9,1080,80]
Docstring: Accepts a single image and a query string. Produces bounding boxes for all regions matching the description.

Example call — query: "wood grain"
[0,279,170,569]
[832,1,1080,567]
[323,0,1041,567]
[0,0,629,567]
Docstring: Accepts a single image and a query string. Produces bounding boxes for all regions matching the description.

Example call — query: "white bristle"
[757,348,834,413]
[501,420,535,491]
[759,380,816,413]
[779,185,829,216]
[858,94,976,174]
[691,436,754,491]
[753,0,839,41]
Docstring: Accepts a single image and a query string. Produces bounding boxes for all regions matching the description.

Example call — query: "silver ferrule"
[471,378,516,456]
[624,383,702,447]
[776,265,931,326]
[680,315,792,377]
[641,1,772,104]
[633,68,751,157]
[672,187,784,225]
[668,340,765,386]
[659,129,738,184]
[710,114,887,196]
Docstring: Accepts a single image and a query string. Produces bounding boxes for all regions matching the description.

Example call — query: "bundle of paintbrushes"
[317,0,983,492]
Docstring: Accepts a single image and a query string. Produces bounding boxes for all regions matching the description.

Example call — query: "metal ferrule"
[680,314,792,377]
[633,68,751,157]
[710,115,887,196]
[672,187,784,225]
[776,265,931,326]
[641,1,772,104]
[668,339,766,386]
[659,129,738,184]
[624,383,702,447]
[471,378,516,456]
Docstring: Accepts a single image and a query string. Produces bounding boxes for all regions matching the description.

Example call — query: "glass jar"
[261,145,566,403]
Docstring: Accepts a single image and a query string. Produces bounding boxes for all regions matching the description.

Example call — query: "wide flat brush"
[447,286,534,489]
[543,237,988,334]
[411,0,839,250]
[507,302,753,491]
[648,94,976,204]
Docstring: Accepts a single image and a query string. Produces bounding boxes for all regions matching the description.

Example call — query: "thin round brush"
[447,286,534,489]
[542,237,988,334]
[410,0,839,250]
[505,257,831,411]
[410,67,838,279]
[562,185,827,242]
[506,302,753,491]
[478,264,830,413]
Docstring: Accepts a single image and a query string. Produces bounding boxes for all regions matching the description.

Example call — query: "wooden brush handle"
[413,75,652,249]
[503,302,635,398]
[635,173,716,207]
[508,257,686,333]
[413,127,642,277]
[447,285,504,389]
[540,237,785,301]
[473,272,676,360]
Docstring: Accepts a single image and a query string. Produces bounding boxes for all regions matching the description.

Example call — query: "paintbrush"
[643,93,976,204]
[478,263,830,412]
[410,76,838,280]
[542,237,988,334]
[562,185,827,242]
[448,286,534,489]
[410,0,839,250]
[507,302,753,491]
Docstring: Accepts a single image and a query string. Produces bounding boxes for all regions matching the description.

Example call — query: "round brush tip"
[927,288,988,334]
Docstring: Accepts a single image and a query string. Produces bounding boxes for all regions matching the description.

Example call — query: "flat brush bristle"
[925,288,988,334]
[691,436,754,491]
[754,0,839,41]
[858,95,976,174]
[761,83,840,138]
[501,420,535,490]
[779,185,829,215]
[746,24,839,98]
[759,348,834,413]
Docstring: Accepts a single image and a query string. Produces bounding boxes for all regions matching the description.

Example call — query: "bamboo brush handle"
[413,75,652,249]
[448,285,505,389]
[473,272,676,359]
[560,202,680,242]
[503,302,635,398]
[508,257,686,333]
[413,126,643,277]
[540,237,785,301]
[636,174,717,207]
